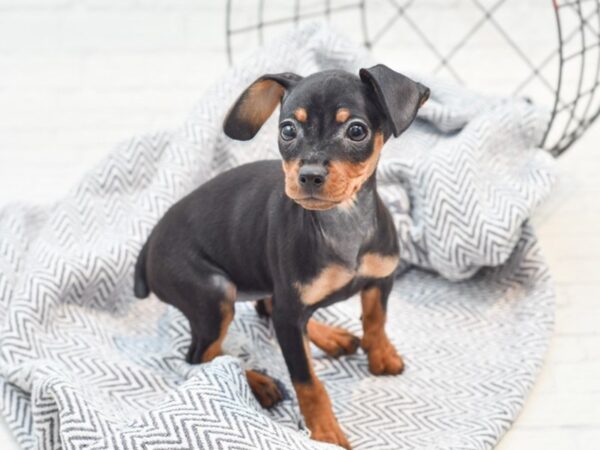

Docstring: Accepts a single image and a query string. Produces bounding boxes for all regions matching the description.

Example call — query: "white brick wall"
[0,0,232,204]
[0,0,560,204]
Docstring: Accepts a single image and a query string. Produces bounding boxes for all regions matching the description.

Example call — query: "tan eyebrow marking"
[335,108,351,123]
[294,108,308,122]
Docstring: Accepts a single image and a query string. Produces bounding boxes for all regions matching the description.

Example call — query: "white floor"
[495,126,600,450]
[1,1,599,449]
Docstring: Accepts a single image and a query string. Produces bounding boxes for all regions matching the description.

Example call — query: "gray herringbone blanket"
[0,24,556,450]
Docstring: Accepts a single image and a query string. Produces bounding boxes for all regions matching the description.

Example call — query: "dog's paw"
[363,339,404,375]
[246,370,283,408]
[307,319,360,358]
[308,419,352,449]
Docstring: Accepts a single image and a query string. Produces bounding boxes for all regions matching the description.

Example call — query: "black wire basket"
[225,0,600,156]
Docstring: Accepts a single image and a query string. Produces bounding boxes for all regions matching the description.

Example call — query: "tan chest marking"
[358,253,399,279]
[296,253,399,305]
[295,264,354,305]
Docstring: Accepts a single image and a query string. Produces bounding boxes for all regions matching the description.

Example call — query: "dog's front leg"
[256,296,360,358]
[271,292,351,449]
[361,277,404,375]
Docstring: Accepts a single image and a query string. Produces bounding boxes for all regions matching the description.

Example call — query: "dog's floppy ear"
[223,72,302,141]
[359,64,430,137]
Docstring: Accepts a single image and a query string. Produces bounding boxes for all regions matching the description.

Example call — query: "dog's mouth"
[292,196,340,211]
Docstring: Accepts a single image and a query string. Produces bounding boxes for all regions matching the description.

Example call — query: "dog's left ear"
[359,64,430,137]
[223,72,302,141]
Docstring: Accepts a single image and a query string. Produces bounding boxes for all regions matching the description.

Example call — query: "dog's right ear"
[223,73,302,141]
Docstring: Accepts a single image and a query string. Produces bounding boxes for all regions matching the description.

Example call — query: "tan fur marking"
[358,253,399,278]
[293,339,351,448]
[361,287,404,375]
[201,300,235,363]
[307,319,360,357]
[321,131,384,203]
[282,162,339,211]
[295,265,354,305]
[282,160,302,199]
[246,370,282,408]
[281,131,385,210]
[361,287,386,347]
[337,196,357,210]
[335,108,351,123]
[262,296,273,315]
[294,107,308,122]
[238,80,285,129]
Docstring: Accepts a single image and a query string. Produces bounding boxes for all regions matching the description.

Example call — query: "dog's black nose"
[298,165,327,188]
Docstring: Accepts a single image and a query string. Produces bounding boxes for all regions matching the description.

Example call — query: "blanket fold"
[1,23,555,450]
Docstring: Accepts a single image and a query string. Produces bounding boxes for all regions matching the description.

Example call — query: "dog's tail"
[133,241,150,299]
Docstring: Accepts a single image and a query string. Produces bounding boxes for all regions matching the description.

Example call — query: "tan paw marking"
[246,370,283,409]
[307,319,360,357]
[295,380,352,449]
[362,338,404,375]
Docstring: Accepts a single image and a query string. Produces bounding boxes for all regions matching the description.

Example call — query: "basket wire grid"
[225,0,600,156]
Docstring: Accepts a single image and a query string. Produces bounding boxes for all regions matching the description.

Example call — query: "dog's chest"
[322,225,366,266]
[316,204,374,264]
[295,206,398,306]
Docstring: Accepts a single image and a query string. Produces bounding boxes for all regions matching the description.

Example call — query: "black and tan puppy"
[134,64,429,448]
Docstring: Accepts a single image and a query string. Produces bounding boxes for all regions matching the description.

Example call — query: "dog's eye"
[347,123,368,141]
[280,123,297,141]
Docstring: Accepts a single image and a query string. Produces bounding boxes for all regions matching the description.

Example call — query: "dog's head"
[223,65,429,211]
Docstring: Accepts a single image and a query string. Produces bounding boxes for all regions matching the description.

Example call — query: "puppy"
[134,64,429,448]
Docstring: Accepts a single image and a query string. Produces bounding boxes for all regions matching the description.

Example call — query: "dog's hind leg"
[179,274,283,408]
[180,272,236,365]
